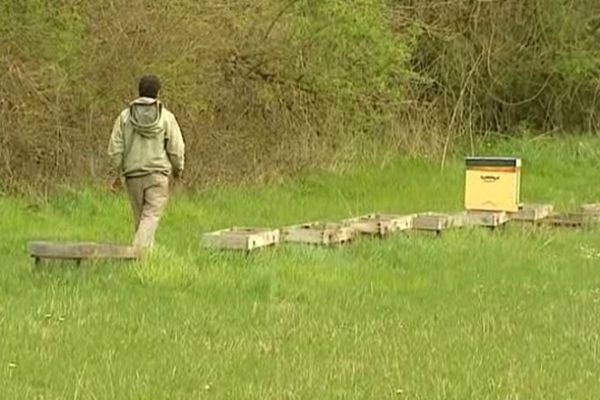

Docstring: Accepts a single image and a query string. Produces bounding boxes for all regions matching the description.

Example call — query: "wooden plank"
[28,242,138,262]
[283,222,355,245]
[465,210,509,227]
[342,214,414,236]
[509,203,554,222]
[203,227,280,251]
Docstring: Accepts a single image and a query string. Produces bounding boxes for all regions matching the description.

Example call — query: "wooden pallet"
[342,213,414,236]
[509,204,554,222]
[28,241,138,265]
[203,227,280,251]
[283,222,355,245]
[464,210,509,228]
[412,212,464,233]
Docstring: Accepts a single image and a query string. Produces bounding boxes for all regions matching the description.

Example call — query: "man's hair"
[138,75,161,98]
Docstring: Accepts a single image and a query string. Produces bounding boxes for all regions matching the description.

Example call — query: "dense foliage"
[1,0,598,189]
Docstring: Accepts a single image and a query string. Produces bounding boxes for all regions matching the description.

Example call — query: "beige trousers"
[124,173,170,249]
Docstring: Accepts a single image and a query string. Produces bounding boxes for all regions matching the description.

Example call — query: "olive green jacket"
[108,97,185,178]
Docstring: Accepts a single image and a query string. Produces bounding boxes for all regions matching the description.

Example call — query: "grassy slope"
[1,137,600,399]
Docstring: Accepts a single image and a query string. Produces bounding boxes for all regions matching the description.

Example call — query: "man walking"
[107,75,185,251]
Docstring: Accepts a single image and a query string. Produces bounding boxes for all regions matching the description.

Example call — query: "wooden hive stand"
[464,210,509,228]
[541,213,597,228]
[538,203,600,228]
[282,222,355,245]
[509,204,554,223]
[580,204,600,222]
[28,241,138,265]
[412,212,465,235]
[203,227,280,252]
[342,213,414,237]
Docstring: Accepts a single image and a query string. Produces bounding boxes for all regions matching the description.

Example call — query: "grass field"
[2,137,600,399]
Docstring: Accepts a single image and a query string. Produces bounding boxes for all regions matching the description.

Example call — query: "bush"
[1,0,598,191]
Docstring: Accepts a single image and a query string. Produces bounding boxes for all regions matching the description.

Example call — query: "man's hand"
[171,170,184,191]
[173,169,184,181]
[109,177,122,193]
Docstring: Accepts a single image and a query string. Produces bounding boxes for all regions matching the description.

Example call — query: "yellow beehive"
[464,157,521,212]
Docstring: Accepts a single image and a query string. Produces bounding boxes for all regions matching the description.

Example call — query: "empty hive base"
[510,204,554,222]
[541,213,598,228]
[412,213,464,232]
[283,223,355,245]
[343,214,414,236]
[28,242,138,263]
[464,211,509,227]
[580,203,600,220]
[203,228,280,251]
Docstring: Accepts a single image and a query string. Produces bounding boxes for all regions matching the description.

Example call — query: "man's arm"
[107,115,124,186]
[165,113,185,177]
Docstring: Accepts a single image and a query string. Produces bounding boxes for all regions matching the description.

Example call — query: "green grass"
[2,137,600,399]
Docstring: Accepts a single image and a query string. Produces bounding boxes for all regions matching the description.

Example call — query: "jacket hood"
[129,97,163,138]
